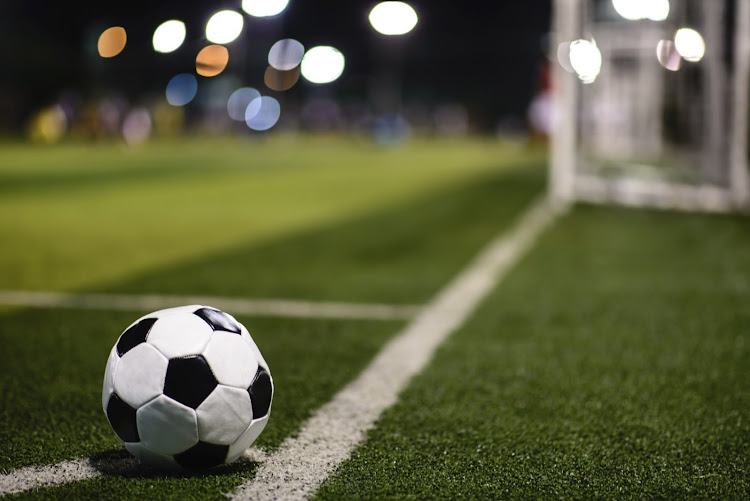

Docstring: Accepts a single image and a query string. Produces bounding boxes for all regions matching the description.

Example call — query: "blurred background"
[2,0,748,211]
[0,1,553,144]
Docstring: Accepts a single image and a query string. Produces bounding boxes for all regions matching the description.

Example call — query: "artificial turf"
[1,137,546,499]
[105,166,543,303]
[0,309,400,474]
[316,206,750,499]
[0,136,543,292]
[3,136,747,499]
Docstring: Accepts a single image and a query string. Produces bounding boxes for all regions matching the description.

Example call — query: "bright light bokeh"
[242,0,289,17]
[268,39,305,71]
[612,0,669,21]
[612,0,641,20]
[369,2,418,35]
[656,40,681,71]
[647,0,670,21]
[300,46,345,84]
[153,20,186,53]
[245,96,281,131]
[98,27,127,58]
[675,28,705,62]
[264,66,300,91]
[206,10,244,44]
[166,74,198,106]
[196,45,229,77]
[556,42,574,73]
[227,87,261,121]
[569,39,602,84]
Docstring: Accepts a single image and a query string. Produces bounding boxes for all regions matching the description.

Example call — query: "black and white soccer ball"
[102,305,273,470]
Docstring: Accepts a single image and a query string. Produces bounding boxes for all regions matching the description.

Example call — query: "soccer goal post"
[550,0,750,212]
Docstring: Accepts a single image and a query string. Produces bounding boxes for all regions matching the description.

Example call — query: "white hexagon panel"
[136,395,199,455]
[202,331,258,388]
[196,385,254,445]
[113,343,168,408]
[146,313,213,358]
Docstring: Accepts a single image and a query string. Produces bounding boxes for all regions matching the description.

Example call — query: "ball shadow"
[89,448,261,479]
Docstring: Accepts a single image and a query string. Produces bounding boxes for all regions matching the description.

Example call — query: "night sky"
[0,1,552,132]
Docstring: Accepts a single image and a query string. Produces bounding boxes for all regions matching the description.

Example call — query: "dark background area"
[0,1,552,133]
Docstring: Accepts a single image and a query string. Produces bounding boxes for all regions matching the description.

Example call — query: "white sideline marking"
[0,291,421,321]
[0,458,106,496]
[230,197,565,500]
[0,448,266,496]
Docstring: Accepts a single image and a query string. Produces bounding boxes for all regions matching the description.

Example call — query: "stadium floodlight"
[153,20,186,53]
[98,27,127,58]
[242,0,289,17]
[268,39,305,71]
[245,96,281,131]
[550,0,750,212]
[369,2,418,36]
[166,74,198,106]
[568,39,602,84]
[264,66,300,91]
[227,87,261,121]
[611,0,643,20]
[612,0,669,21]
[646,0,670,21]
[656,40,681,71]
[196,45,229,77]
[674,28,705,62]
[300,46,345,84]
[206,10,244,44]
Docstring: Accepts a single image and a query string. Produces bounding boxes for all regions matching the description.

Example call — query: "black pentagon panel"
[106,393,139,443]
[193,307,242,334]
[174,441,228,470]
[248,367,272,419]
[164,355,218,409]
[116,318,157,356]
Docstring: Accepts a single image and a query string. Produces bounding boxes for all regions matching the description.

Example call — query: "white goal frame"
[550,0,750,212]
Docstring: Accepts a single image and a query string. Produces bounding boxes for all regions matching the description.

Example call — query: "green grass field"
[0,137,748,499]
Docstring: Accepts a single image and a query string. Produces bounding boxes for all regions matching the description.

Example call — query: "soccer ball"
[101,305,273,470]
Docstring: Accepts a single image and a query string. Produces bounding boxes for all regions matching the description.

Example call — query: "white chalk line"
[0,196,564,498]
[229,196,565,500]
[0,291,421,321]
[0,447,266,496]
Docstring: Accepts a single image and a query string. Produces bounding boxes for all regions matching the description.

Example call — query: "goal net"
[549,0,750,212]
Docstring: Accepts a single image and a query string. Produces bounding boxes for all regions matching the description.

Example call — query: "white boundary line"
[230,197,565,500]
[0,458,110,496]
[0,448,266,496]
[0,197,564,498]
[0,291,421,321]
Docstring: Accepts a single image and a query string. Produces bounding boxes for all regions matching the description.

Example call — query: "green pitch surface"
[0,136,541,293]
[1,137,748,499]
[317,207,750,499]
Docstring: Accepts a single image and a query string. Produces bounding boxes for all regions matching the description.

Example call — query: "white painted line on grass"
[230,196,566,500]
[0,291,421,321]
[0,447,266,496]
[0,458,107,496]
